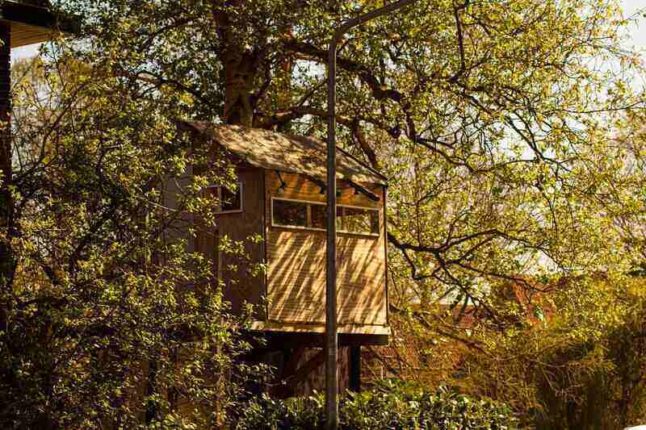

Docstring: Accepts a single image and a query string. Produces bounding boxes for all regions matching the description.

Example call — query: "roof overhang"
[180,121,389,188]
[1,1,77,48]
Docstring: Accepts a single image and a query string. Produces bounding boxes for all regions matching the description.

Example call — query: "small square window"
[221,185,241,212]
[208,183,242,213]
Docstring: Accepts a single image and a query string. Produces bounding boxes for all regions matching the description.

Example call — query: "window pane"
[273,199,307,227]
[221,185,241,211]
[310,204,327,229]
[206,186,220,201]
[339,207,379,234]
[370,211,380,233]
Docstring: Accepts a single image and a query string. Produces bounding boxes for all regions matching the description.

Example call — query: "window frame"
[207,182,244,214]
[270,197,380,237]
[271,197,326,232]
[336,204,381,237]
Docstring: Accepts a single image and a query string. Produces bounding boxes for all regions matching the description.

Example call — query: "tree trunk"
[222,50,256,126]
[213,4,257,127]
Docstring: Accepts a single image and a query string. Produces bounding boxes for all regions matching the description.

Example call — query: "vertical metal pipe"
[326,2,418,429]
[325,31,339,430]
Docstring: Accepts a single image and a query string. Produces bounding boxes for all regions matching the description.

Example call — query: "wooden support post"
[349,346,361,392]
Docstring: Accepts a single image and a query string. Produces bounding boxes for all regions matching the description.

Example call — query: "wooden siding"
[195,167,266,318]
[7,21,53,47]
[264,171,388,329]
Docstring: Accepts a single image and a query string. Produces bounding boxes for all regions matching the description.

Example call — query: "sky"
[623,0,646,51]
[12,1,646,60]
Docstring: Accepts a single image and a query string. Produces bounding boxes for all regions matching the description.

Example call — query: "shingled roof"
[184,122,387,186]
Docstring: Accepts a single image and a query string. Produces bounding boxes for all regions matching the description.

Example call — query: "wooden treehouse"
[184,123,390,395]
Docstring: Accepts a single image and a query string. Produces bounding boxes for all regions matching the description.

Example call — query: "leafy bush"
[235,379,516,430]
[460,275,646,429]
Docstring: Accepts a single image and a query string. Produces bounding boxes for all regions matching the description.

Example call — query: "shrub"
[235,379,516,430]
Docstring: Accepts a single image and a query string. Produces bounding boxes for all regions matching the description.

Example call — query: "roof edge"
[1,1,80,35]
[180,121,388,185]
[334,144,388,182]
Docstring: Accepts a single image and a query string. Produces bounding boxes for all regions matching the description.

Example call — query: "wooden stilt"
[349,346,361,392]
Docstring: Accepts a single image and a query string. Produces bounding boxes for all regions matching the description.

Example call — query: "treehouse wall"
[264,171,388,330]
[196,166,266,318]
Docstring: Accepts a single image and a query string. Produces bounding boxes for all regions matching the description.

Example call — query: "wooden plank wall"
[264,171,387,328]
[195,167,266,318]
[8,22,52,48]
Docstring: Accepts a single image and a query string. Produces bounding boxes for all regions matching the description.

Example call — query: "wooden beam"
[349,346,361,392]
[306,174,380,202]
[253,330,390,348]
[343,179,380,201]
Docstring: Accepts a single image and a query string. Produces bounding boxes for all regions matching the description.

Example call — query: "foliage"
[449,274,646,429]
[0,53,263,429]
[56,0,645,320]
[365,106,646,428]
[0,0,643,427]
[236,380,516,430]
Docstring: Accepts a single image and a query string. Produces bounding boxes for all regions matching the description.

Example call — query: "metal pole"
[325,35,339,430]
[326,1,418,428]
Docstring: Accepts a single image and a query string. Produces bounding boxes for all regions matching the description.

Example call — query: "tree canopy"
[60,0,644,315]
[0,0,644,427]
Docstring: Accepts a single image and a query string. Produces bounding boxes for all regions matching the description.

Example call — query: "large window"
[207,182,243,213]
[271,198,379,236]
[272,198,323,230]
